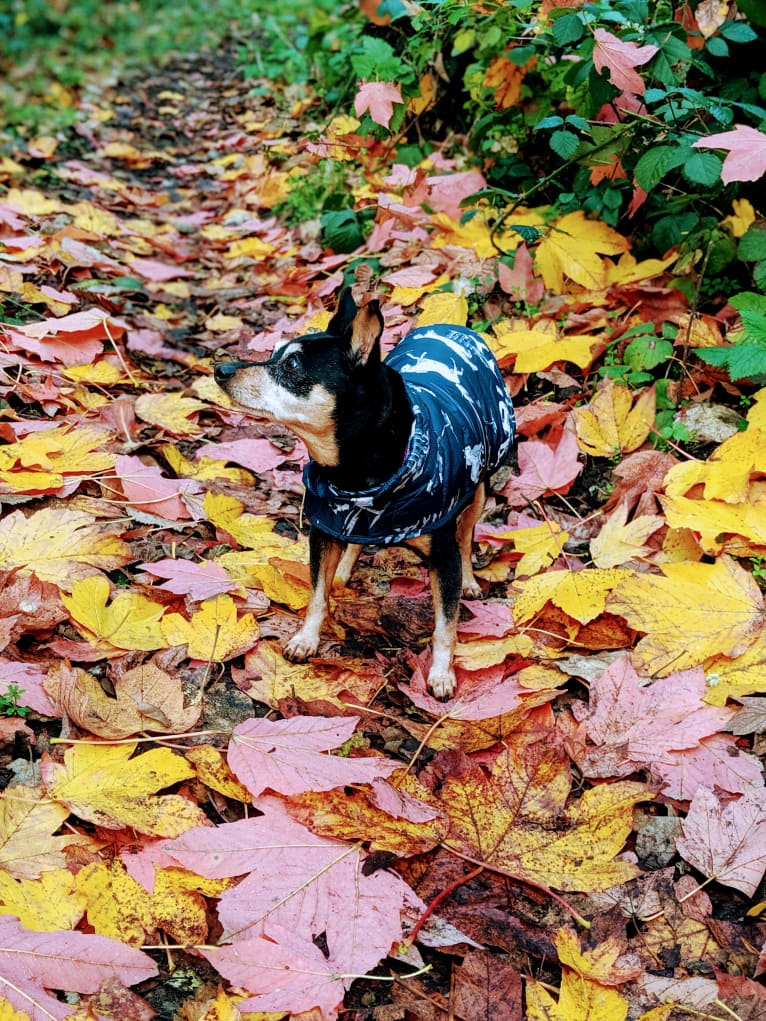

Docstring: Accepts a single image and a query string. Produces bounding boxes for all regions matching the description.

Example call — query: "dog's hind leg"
[456,484,486,598]
[335,543,363,587]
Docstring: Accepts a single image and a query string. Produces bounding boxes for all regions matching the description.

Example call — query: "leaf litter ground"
[1,42,766,1021]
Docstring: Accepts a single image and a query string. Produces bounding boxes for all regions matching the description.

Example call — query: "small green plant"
[752,556,766,584]
[0,684,31,717]
[695,292,766,380]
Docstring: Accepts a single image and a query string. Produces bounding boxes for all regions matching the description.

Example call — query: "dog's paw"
[283,629,319,662]
[427,666,456,701]
[461,576,483,599]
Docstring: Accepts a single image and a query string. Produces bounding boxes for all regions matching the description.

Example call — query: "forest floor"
[0,38,765,1021]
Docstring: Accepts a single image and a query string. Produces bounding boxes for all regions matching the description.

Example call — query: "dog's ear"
[327,288,358,338]
[349,299,383,366]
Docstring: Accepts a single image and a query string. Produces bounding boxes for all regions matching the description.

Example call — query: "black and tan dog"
[214,290,515,698]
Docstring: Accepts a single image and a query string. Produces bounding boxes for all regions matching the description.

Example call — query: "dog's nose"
[214,361,247,384]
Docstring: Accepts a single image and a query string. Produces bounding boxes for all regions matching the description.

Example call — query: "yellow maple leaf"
[62,575,167,652]
[0,869,85,932]
[61,362,127,386]
[454,633,536,669]
[489,324,600,372]
[573,379,656,456]
[0,426,115,492]
[417,292,468,327]
[239,642,384,709]
[205,491,281,548]
[527,972,628,1021]
[722,198,756,238]
[535,210,630,293]
[490,522,567,577]
[704,630,766,705]
[45,742,207,836]
[513,568,631,625]
[439,734,649,891]
[185,745,251,802]
[746,387,766,428]
[163,445,252,485]
[661,493,766,556]
[590,505,663,568]
[608,556,765,675]
[0,508,131,591]
[0,785,82,880]
[75,858,227,945]
[554,928,639,984]
[135,392,209,436]
[224,236,274,260]
[220,558,311,610]
[161,594,257,660]
[430,207,545,258]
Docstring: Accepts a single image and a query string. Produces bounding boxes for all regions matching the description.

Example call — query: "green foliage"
[696,292,766,380]
[245,0,766,316]
[0,684,30,718]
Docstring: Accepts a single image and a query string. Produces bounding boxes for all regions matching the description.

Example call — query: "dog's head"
[214,290,383,465]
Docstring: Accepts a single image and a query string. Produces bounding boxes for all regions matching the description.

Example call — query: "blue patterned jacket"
[303,324,515,545]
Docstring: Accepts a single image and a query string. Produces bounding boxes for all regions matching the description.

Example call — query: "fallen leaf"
[608,557,765,674]
[62,575,167,652]
[228,715,399,797]
[573,378,656,456]
[590,504,664,567]
[433,737,650,891]
[139,558,239,599]
[135,392,209,436]
[0,785,78,880]
[0,508,131,591]
[0,868,85,932]
[676,786,766,895]
[514,568,631,625]
[161,594,257,660]
[0,915,157,1021]
[42,742,209,837]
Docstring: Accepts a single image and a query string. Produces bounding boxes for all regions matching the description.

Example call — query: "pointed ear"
[349,299,383,366]
[327,288,358,338]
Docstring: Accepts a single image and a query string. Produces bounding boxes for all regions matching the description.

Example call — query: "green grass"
[0,0,337,135]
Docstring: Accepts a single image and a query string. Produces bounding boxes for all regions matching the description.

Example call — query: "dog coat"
[303,324,515,545]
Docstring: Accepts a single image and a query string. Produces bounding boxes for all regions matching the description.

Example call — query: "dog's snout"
[214,361,248,384]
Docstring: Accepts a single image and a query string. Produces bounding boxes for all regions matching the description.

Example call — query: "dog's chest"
[303,325,515,545]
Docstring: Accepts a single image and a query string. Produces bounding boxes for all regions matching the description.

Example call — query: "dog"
[214,290,515,698]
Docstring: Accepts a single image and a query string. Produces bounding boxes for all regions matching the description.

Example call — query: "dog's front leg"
[426,522,462,700]
[283,526,344,661]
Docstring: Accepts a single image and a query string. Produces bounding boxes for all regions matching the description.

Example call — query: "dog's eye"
[283,353,300,372]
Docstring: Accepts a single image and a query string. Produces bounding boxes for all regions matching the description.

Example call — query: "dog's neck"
[318,364,412,492]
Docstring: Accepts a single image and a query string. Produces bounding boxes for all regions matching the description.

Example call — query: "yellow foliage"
[135,392,209,436]
[0,508,131,590]
[62,575,167,652]
[590,506,663,568]
[417,292,468,327]
[608,556,765,675]
[526,972,628,1021]
[440,735,649,891]
[46,742,207,837]
[535,211,630,292]
[0,785,79,880]
[161,594,258,660]
[573,379,656,456]
[513,568,631,625]
[0,869,85,931]
[489,324,600,372]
